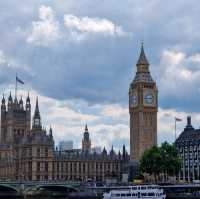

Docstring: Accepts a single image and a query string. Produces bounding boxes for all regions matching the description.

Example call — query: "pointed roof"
[49,126,53,136]
[14,97,18,104]
[19,96,23,104]
[34,97,40,119]
[83,124,90,141]
[8,91,13,101]
[137,43,149,66]
[26,92,30,102]
[85,124,88,132]
[2,93,5,103]
[110,145,115,156]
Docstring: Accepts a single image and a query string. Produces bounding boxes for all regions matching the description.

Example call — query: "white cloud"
[2,88,129,150]
[101,104,128,119]
[26,5,129,45]
[2,85,200,153]
[159,50,200,98]
[188,54,200,63]
[158,107,200,144]
[0,50,30,72]
[64,15,126,36]
[26,5,60,46]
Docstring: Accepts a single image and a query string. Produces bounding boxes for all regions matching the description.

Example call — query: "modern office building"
[175,116,200,182]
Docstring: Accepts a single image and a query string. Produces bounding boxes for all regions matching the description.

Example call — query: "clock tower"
[129,44,158,161]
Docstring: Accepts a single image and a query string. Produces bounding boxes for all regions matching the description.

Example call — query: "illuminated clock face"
[130,95,137,106]
[145,93,154,104]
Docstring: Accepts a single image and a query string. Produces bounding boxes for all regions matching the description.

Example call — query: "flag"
[16,76,24,84]
[175,117,182,122]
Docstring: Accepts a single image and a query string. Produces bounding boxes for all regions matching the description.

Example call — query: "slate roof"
[137,44,149,66]
[175,117,200,146]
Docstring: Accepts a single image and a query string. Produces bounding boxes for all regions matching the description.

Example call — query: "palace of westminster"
[0,44,159,182]
[7,44,197,182]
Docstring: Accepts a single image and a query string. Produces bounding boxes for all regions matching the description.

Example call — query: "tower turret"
[1,94,6,111]
[8,92,13,110]
[136,43,149,73]
[13,96,18,109]
[32,97,42,129]
[129,43,158,161]
[19,96,24,110]
[0,94,6,144]
[110,145,115,157]
[26,92,31,111]
[49,126,53,137]
[82,124,91,152]
[25,92,31,131]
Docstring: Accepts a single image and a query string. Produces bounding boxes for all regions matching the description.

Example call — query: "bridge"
[0,181,80,197]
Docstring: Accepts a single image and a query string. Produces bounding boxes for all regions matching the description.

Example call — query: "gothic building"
[0,93,129,181]
[0,92,31,144]
[82,125,91,153]
[129,44,158,161]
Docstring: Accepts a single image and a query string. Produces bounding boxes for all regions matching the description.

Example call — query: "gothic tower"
[82,124,91,152]
[25,93,31,132]
[0,94,6,143]
[0,92,31,144]
[32,97,42,130]
[129,44,158,161]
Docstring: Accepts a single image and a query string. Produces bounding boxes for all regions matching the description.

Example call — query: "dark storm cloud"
[0,0,200,111]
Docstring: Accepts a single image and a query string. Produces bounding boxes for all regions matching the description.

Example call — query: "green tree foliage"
[140,142,181,182]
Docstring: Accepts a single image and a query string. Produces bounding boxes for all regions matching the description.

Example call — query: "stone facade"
[129,44,158,161]
[0,93,129,181]
[175,116,200,182]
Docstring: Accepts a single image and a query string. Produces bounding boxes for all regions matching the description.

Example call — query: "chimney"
[184,116,194,131]
[187,116,191,126]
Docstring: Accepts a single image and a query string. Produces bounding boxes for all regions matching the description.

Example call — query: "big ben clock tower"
[129,44,158,161]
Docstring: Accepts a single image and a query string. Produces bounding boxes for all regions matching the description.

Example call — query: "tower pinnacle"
[2,93,5,104]
[26,92,30,102]
[136,43,149,66]
[82,124,91,152]
[85,124,88,132]
[32,97,41,129]
[129,44,157,160]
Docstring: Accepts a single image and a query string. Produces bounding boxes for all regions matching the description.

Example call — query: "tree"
[160,142,181,180]
[140,146,162,182]
[140,142,181,182]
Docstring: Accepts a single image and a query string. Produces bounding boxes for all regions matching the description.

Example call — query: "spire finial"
[35,97,40,115]
[2,93,5,104]
[49,126,53,136]
[136,42,149,66]
[26,91,30,102]
[85,124,88,132]
[32,96,41,129]
[8,91,12,101]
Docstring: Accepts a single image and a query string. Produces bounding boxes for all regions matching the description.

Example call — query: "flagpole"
[175,118,176,141]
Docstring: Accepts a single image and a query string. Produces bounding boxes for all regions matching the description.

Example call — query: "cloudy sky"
[0,0,200,152]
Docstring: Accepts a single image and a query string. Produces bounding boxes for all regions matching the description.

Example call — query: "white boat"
[103,185,166,199]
